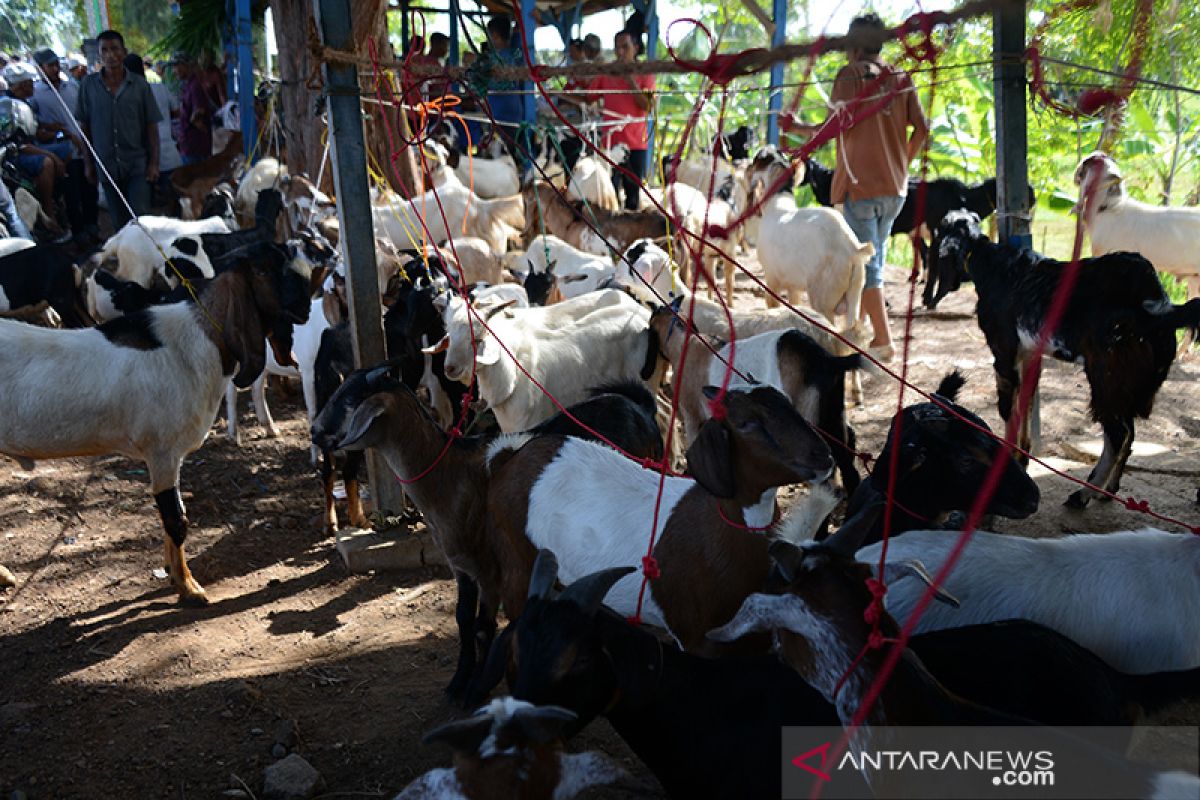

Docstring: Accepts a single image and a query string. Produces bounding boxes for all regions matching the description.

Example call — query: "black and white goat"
[932,210,1200,507]
[0,240,311,605]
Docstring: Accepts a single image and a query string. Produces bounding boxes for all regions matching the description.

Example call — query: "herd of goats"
[3,125,1200,799]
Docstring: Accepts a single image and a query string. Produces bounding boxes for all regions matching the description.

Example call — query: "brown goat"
[522,181,670,256]
[488,384,834,655]
[170,132,245,219]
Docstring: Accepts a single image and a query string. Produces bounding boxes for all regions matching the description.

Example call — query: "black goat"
[716,125,755,163]
[486,550,1197,799]
[798,158,1035,308]
[192,187,285,264]
[933,210,1200,508]
[842,371,1038,544]
[522,266,558,306]
[0,245,93,328]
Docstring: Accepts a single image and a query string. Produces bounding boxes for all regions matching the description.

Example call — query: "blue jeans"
[100,163,152,232]
[180,153,207,166]
[842,194,905,289]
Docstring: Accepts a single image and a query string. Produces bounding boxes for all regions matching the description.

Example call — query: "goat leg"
[343,451,369,529]
[321,450,339,534]
[464,624,514,707]
[251,374,281,438]
[1066,417,1133,509]
[153,483,208,606]
[447,572,481,701]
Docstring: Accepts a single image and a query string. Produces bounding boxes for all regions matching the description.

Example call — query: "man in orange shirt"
[782,14,928,361]
[587,28,653,210]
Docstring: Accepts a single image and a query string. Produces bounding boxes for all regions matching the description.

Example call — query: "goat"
[0,240,311,605]
[312,362,664,697]
[858,526,1200,674]
[0,245,92,328]
[280,173,336,235]
[519,235,616,300]
[441,236,505,286]
[656,181,739,301]
[234,157,287,229]
[842,371,1039,544]
[496,551,1200,798]
[396,696,627,800]
[798,157,1036,309]
[429,289,655,433]
[170,131,244,220]
[490,548,863,800]
[486,384,834,654]
[564,143,627,211]
[932,209,1200,507]
[375,148,524,255]
[618,238,863,365]
[647,306,863,495]
[747,147,872,345]
[522,181,669,257]
[427,121,522,200]
[1076,151,1200,300]
[711,518,1200,799]
[196,183,237,229]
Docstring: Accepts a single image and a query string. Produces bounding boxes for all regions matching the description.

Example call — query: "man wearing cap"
[170,50,211,166]
[4,60,68,234]
[66,55,88,84]
[76,29,161,231]
[31,48,98,244]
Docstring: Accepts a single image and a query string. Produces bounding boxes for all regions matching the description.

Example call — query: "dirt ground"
[2,259,1200,799]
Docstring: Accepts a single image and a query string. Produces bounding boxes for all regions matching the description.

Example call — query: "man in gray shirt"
[31,48,99,244]
[75,29,161,231]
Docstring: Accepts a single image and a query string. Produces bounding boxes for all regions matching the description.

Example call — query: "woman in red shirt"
[588,29,654,210]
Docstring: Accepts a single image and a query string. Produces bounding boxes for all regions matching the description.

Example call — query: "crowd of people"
[1,30,228,243]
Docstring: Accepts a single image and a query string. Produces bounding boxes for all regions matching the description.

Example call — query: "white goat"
[453,151,520,199]
[235,157,287,228]
[520,234,616,299]
[428,289,651,432]
[0,242,311,605]
[374,150,524,255]
[748,148,872,344]
[658,181,739,301]
[439,236,505,286]
[858,528,1200,674]
[567,144,628,211]
[1076,152,1200,298]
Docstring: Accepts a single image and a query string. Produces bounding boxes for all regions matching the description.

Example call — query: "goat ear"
[527,548,560,601]
[767,537,806,584]
[883,560,960,608]
[338,394,389,451]
[559,566,636,616]
[687,419,735,498]
[421,335,449,355]
[707,593,797,643]
[321,290,345,326]
[509,705,578,744]
[221,273,268,389]
[421,715,493,753]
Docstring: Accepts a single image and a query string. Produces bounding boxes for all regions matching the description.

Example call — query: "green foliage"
[152,0,268,61]
[0,0,81,53]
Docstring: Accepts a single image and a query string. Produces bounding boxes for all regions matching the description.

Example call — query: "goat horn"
[527,549,560,601]
[481,298,518,321]
[559,566,637,616]
[823,495,887,558]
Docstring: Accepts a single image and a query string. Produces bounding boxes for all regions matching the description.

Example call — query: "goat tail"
[1146,297,1200,336]
[844,247,870,330]
[1121,664,1200,716]
[833,349,883,378]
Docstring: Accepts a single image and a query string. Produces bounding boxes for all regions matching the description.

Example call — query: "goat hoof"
[1063,491,1090,510]
[267,426,282,439]
[178,590,211,608]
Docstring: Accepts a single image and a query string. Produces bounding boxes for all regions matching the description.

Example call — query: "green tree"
[0,0,81,53]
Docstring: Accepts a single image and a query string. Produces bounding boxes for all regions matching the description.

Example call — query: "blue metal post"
[236,0,257,160]
[766,0,787,145]
[312,0,405,514]
[520,0,537,127]
[448,0,460,66]
[645,0,658,171]
[223,1,236,102]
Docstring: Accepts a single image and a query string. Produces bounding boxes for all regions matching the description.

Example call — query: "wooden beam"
[739,0,775,38]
